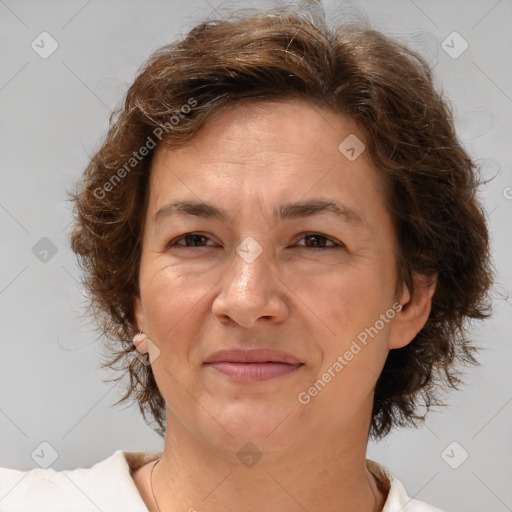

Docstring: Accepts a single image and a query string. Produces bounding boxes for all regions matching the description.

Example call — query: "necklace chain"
[150,458,162,512]
[150,457,379,512]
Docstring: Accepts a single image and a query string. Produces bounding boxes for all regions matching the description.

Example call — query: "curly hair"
[69,6,493,439]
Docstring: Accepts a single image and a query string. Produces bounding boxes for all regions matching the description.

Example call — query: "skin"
[131,100,436,512]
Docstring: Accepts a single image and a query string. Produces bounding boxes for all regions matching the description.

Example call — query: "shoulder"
[0,450,160,512]
[367,460,447,512]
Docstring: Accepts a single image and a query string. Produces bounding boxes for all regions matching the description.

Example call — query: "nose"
[211,237,289,328]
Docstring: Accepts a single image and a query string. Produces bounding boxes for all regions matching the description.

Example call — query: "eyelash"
[169,232,342,250]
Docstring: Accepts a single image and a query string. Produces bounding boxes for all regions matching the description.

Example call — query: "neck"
[150,409,383,512]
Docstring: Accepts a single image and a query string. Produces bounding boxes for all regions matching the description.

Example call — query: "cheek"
[140,266,212,349]
[295,263,392,336]
[299,260,396,382]
[140,270,210,407]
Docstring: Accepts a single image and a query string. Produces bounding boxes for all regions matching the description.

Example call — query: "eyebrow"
[152,198,366,227]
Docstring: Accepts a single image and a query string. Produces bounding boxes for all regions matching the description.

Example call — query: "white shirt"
[0,450,445,511]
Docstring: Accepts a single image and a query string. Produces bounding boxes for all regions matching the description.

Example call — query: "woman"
[0,5,492,511]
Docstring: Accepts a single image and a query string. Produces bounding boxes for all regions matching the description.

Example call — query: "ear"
[387,273,437,350]
[132,296,148,354]
[133,295,146,333]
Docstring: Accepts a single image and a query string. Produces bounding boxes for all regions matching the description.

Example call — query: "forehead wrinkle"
[152,198,367,231]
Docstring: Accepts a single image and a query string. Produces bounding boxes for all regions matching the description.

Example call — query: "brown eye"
[171,233,213,247]
[296,233,341,249]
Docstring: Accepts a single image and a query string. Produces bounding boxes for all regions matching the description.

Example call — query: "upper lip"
[204,349,302,365]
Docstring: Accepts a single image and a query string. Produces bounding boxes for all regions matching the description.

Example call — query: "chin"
[203,400,305,452]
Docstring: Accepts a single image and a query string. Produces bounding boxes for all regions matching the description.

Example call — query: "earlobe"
[388,273,437,350]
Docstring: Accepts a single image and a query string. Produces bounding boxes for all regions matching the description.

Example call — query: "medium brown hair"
[69,6,493,439]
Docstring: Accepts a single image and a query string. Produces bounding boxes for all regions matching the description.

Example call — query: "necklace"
[150,457,380,512]
[150,458,162,512]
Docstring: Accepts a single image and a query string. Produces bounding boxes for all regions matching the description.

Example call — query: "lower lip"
[206,362,303,382]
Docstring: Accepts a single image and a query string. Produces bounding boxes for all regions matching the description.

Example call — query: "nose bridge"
[227,235,271,301]
[212,234,287,326]
[225,194,274,290]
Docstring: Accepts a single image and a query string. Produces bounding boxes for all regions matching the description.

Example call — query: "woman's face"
[134,100,416,455]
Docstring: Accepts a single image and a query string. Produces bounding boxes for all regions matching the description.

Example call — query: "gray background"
[1,0,511,510]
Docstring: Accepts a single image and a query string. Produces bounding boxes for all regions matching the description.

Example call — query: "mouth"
[204,349,304,383]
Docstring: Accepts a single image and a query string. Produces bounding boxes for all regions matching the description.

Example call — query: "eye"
[168,232,342,250]
[294,233,342,249]
[170,233,215,247]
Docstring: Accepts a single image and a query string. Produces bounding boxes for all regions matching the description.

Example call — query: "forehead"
[154,100,363,168]
[146,100,390,232]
